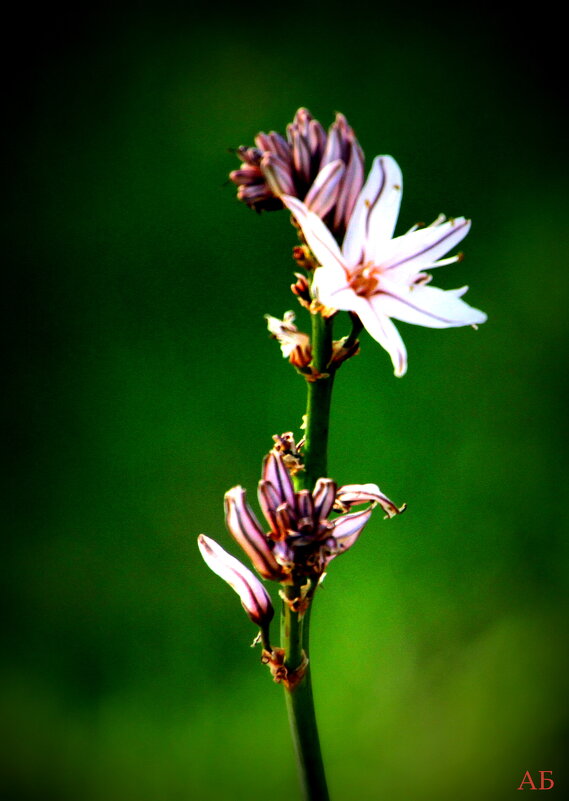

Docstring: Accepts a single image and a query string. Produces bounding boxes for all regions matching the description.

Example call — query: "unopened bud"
[197,535,274,630]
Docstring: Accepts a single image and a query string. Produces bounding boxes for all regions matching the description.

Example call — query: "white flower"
[282,155,487,376]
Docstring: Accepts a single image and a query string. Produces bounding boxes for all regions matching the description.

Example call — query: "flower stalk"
[298,311,335,492]
[198,106,484,801]
[282,307,335,801]
[281,591,330,801]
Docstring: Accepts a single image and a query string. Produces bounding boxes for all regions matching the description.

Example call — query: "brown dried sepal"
[272,432,305,475]
[303,366,331,383]
[309,298,337,319]
[291,271,312,310]
[261,648,309,691]
[292,247,318,272]
[289,343,313,370]
[278,584,312,617]
[330,336,361,368]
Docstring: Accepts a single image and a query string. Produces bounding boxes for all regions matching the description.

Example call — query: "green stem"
[298,312,335,491]
[280,310,335,801]
[281,588,330,801]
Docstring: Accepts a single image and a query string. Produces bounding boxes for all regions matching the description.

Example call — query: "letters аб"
[517,770,554,790]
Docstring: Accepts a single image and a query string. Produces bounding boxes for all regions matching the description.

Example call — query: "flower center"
[348,263,381,297]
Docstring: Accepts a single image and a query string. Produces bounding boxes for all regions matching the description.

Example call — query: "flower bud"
[197,535,274,629]
[224,488,285,580]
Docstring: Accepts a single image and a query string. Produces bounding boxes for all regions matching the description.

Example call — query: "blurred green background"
[4,3,568,800]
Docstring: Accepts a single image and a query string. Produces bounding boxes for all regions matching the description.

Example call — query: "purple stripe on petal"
[373,283,487,328]
[257,480,281,533]
[320,124,342,167]
[334,141,365,230]
[261,152,295,196]
[383,218,471,272]
[293,107,312,138]
[237,184,272,204]
[254,132,272,151]
[312,478,337,520]
[308,119,327,159]
[268,130,292,162]
[296,489,315,522]
[262,452,296,511]
[328,507,373,554]
[275,503,294,539]
[304,160,345,219]
[290,128,312,184]
[363,158,387,239]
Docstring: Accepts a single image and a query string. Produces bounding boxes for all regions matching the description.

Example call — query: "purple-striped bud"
[224,487,285,580]
[261,451,296,512]
[229,166,262,186]
[304,159,345,219]
[312,478,338,523]
[197,534,274,629]
[296,489,315,525]
[290,126,313,184]
[333,139,365,230]
[308,118,327,157]
[212,447,403,589]
[229,108,365,233]
[261,152,296,197]
[320,122,343,167]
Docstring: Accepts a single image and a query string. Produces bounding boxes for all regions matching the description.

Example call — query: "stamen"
[428,213,447,227]
[348,264,381,296]
[432,253,463,267]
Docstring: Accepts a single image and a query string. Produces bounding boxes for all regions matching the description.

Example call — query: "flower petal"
[353,296,408,376]
[343,155,403,266]
[290,126,312,183]
[261,152,295,196]
[304,159,345,219]
[224,487,283,579]
[257,479,281,534]
[378,217,471,278]
[372,281,488,329]
[296,489,315,523]
[282,195,346,275]
[311,265,355,311]
[336,483,404,518]
[308,118,327,157]
[327,507,373,557]
[312,478,337,520]
[262,451,296,512]
[197,534,274,628]
[333,138,365,231]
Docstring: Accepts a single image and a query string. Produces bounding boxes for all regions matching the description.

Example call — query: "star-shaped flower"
[283,155,487,376]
